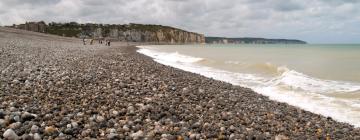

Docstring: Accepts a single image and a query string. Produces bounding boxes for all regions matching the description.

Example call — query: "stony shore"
[0,27,360,140]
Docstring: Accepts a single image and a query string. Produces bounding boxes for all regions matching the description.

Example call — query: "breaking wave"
[137,46,360,127]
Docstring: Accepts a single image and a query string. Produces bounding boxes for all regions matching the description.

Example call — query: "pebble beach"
[1,27,360,139]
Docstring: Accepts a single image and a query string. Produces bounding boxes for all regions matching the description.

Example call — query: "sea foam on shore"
[137,45,360,127]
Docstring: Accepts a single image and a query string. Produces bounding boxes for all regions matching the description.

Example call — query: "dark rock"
[0,110,5,119]
[21,112,36,122]
[21,134,33,140]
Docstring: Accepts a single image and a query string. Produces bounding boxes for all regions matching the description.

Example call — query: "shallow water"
[137,44,360,127]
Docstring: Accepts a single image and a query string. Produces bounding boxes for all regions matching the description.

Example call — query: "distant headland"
[206,37,307,44]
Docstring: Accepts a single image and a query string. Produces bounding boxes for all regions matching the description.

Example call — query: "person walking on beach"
[107,40,111,46]
[82,38,86,45]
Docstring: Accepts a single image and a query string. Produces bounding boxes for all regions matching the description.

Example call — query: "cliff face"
[10,22,205,44]
[119,29,205,44]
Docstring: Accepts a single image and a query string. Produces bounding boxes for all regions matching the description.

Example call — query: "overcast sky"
[0,0,359,43]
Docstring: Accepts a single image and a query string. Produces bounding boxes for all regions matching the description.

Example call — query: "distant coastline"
[206,37,307,44]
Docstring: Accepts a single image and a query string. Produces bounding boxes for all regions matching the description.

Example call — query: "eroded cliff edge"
[9,22,205,44]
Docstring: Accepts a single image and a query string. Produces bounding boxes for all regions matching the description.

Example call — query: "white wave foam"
[225,61,244,65]
[137,46,360,127]
[269,70,360,94]
[138,47,203,63]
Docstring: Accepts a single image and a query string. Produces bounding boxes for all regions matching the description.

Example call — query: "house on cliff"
[15,21,46,33]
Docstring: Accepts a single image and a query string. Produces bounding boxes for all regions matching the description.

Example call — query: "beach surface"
[0,27,360,139]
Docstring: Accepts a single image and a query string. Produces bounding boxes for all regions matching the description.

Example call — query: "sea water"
[137,44,360,127]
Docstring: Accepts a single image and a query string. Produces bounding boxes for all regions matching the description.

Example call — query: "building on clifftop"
[16,21,46,33]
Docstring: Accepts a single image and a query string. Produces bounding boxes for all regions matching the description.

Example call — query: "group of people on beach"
[82,38,111,46]
[98,39,111,46]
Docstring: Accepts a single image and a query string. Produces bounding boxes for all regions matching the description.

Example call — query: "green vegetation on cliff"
[10,21,205,44]
[46,22,82,37]
[44,22,193,37]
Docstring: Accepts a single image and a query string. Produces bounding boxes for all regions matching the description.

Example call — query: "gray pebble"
[13,115,20,122]
[96,115,105,122]
[31,125,39,133]
[130,130,144,139]
[3,129,19,140]
[33,133,41,140]
[0,119,6,128]
[107,133,119,140]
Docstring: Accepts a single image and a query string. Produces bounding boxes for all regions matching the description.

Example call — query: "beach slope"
[0,27,359,139]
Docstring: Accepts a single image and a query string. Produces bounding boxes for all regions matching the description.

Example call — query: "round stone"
[13,115,20,122]
[130,130,144,139]
[0,119,6,128]
[3,129,19,140]
[45,126,57,134]
[33,133,42,140]
[96,116,105,122]
[71,122,78,128]
[31,125,39,133]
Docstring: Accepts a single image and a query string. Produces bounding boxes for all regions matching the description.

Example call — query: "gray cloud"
[0,0,359,43]
[273,0,304,12]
